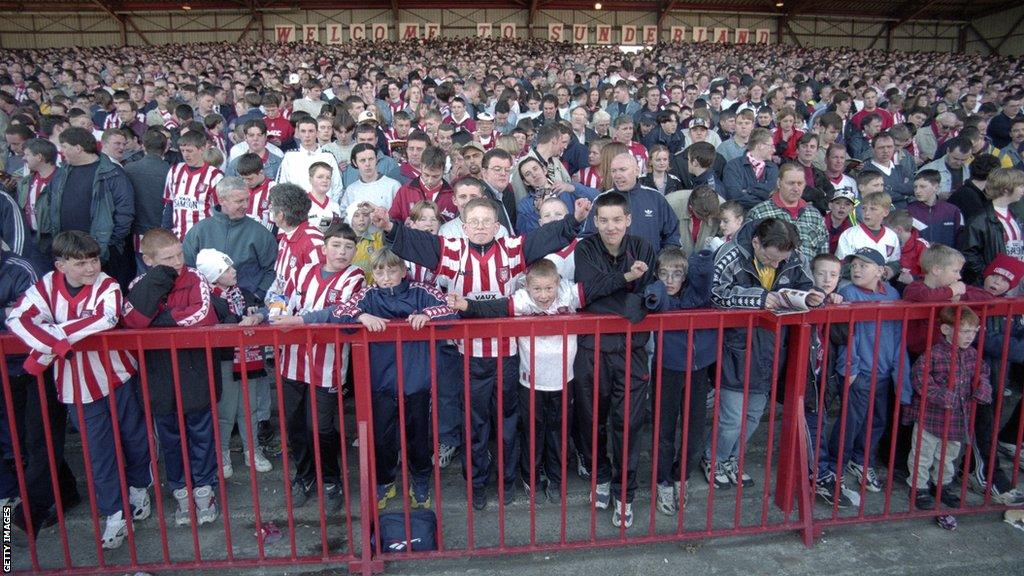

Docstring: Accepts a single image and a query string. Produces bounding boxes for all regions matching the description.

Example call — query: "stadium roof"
[0,0,1016,22]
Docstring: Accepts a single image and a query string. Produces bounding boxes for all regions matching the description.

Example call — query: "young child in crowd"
[714,200,745,250]
[808,253,868,508]
[885,209,928,285]
[276,249,455,510]
[349,203,385,284]
[836,191,901,280]
[818,247,910,495]
[643,247,715,515]
[451,258,636,505]
[308,161,342,231]
[908,306,990,511]
[272,221,364,510]
[123,229,223,528]
[907,170,963,248]
[825,188,857,255]
[8,231,151,550]
[235,152,276,231]
[194,248,273,479]
[374,193,589,511]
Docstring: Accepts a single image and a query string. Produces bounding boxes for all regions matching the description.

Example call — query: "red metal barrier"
[1,299,1023,574]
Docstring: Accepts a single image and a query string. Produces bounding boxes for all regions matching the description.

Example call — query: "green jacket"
[35,154,135,261]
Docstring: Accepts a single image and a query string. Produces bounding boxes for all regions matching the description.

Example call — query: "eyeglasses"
[465,218,496,228]
[658,270,685,281]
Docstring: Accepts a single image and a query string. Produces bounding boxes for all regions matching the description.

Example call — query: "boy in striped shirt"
[235,152,276,231]
[162,130,224,242]
[370,187,591,509]
[271,221,364,509]
[7,231,151,550]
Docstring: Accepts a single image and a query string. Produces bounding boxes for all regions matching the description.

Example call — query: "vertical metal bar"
[168,336,202,559]
[134,335,170,563]
[236,331,265,561]
[202,333,233,560]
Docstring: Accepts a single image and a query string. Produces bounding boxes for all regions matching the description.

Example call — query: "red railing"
[2,299,1023,574]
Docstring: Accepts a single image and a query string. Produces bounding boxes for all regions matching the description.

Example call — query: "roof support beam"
[994,8,1024,52]
[528,0,540,38]
[657,0,678,29]
[967,22,1000,55]
[390,0,400,27]
[891,0,941,29]
[90,0,151,46]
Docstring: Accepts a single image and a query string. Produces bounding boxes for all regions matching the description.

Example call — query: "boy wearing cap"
[817,247,910,495]
[826,187,857,254]
[195,248,273,478]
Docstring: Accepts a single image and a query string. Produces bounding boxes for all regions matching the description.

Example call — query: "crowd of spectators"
[1,36,1024,548]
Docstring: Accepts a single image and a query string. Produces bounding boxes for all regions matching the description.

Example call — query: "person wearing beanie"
[196,248,274,479]
[969,251,1024,506]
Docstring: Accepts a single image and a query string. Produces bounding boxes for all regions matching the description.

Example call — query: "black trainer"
[913,488,935,510]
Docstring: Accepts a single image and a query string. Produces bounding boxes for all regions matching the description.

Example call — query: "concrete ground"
[10,396,1024,575]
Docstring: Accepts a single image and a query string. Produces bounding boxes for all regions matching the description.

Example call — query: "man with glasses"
[915,111,958,164]
[480,148,519,233]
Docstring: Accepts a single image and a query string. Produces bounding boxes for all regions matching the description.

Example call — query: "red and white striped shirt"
[270,221,324,299]
[281,263,364,388]
[23,170,55,231]
[248,178,275,231]
[435,236,527,357]
[577,167,601,189]
[156,108,178,130]
[163,162,224,241]
[7,272,136,404]
[628,141,649,176]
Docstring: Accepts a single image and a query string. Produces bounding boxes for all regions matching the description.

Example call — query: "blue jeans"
[704,388,769,466]
[819,374,891,476]
[68,378,152,516]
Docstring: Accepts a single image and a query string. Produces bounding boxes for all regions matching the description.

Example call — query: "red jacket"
[389,177,458,223]
[899,229,928,279]
[902,281,992,356]
[773,128,804,160]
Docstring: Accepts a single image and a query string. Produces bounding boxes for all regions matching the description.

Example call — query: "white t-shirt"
[836,223,901,264]
[511,279,584,391]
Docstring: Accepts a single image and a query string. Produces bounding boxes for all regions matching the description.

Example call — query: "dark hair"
[421,145,447,170]
[323,221,357,244]
[687,141,716,169]
[753,218,800,251]
[482,147,513,168]
[536,122,562,145]
[25,137,58,164]
[58,127,98,154]
[350,142,377,164]
[178,129,208,149]
[969,153,1000,181]
[914,169,942,187]
[142,129,168,155]
[235,152,264,176]
[51,230,100,260]
[593,191,630,216]
[242,118,268,135]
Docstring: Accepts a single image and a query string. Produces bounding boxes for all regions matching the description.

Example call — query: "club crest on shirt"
[885,245,895,257]
[289,255,298,267]
[327,289,341,302]
[497,266,510,282]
